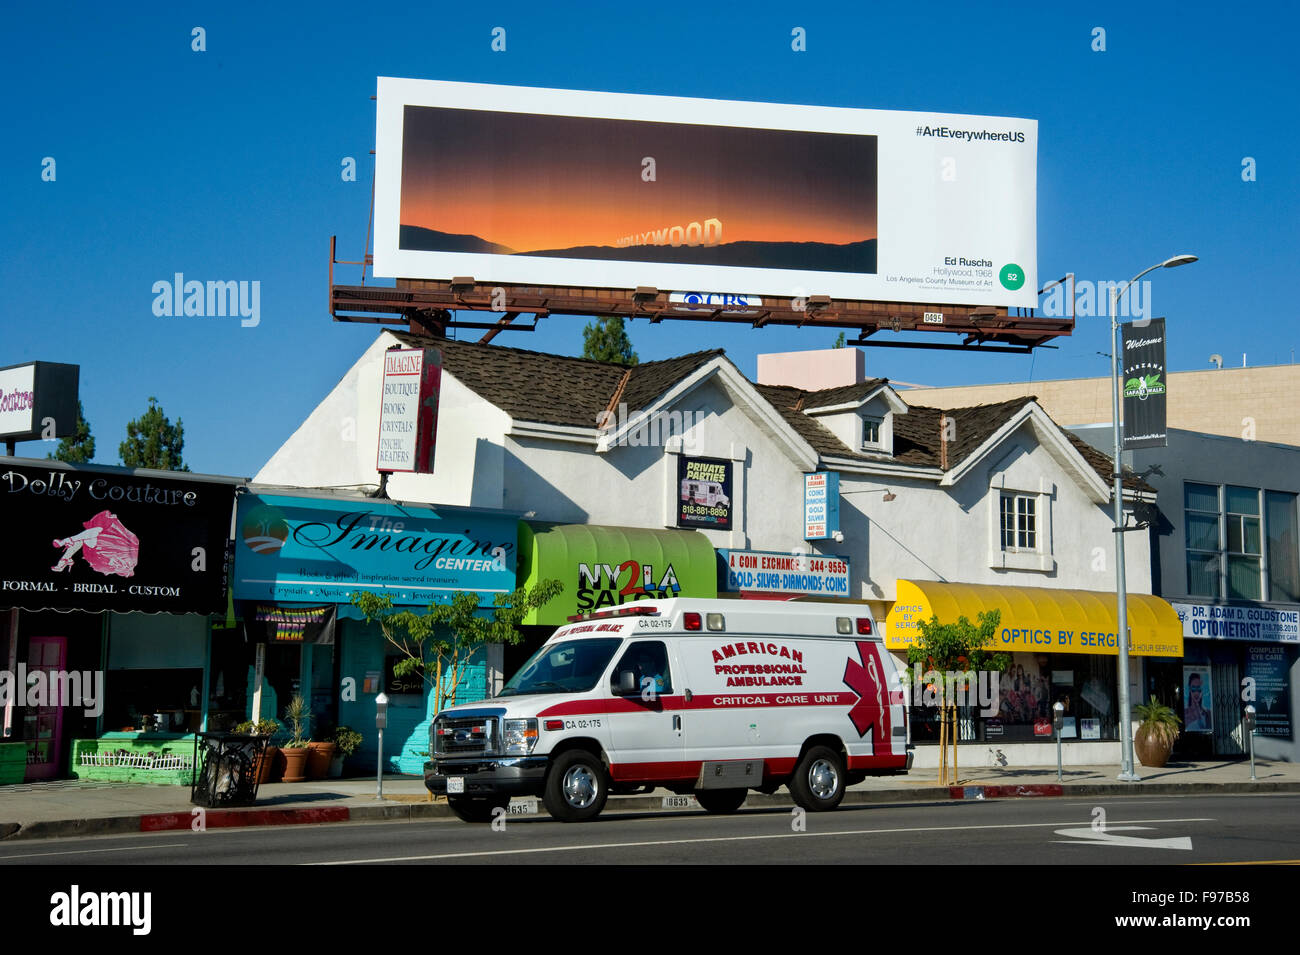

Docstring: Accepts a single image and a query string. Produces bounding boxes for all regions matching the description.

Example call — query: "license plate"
[446,776,465,794]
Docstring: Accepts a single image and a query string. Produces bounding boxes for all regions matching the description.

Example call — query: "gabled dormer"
[801,381,909,458]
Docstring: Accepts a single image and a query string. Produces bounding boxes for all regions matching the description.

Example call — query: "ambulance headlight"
[503,719,539,755]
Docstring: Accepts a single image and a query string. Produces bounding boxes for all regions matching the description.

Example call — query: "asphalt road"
[1,792,1298,866]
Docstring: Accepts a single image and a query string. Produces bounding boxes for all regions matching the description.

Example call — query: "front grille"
[433,716,497,757]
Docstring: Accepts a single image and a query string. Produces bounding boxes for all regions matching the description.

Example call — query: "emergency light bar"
[564,605,662,623]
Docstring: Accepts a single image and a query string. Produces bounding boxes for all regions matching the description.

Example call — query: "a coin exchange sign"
[804,472,840,540]
[1121,317,1167,450]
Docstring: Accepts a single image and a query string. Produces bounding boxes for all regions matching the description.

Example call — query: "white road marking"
[312,816,1216,864]
[0,843,188,861]
[1053,825,1193,850]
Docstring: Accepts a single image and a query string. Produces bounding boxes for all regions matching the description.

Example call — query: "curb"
[4,781,1300,840]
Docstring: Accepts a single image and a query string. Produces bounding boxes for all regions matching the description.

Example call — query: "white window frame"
[988,475,1055,572]
[861,415,884,451]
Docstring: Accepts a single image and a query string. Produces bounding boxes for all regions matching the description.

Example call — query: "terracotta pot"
[269,746,287,782]
[281,746,310,783]
[253,745,279,785]
[306,742,337,780]
[1134,725,1175,768]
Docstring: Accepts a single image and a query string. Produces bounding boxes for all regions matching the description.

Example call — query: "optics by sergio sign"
[374,78,1038,308]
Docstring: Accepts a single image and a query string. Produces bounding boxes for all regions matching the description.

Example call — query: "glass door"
[24,636,67,780]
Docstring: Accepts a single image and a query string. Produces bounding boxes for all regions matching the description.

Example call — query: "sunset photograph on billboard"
[397,106,878,275]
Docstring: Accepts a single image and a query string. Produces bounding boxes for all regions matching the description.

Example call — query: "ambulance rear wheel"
[695,789,748,814]
[544,750,609,822]
[790,746,846,811]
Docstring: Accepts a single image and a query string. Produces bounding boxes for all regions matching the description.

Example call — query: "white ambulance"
[424,598,911,822]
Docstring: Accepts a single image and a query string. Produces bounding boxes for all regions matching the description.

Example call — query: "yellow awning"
[885,579,1183,658]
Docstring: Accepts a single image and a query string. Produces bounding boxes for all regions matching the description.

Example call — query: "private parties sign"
[376,347,441,473]
[1121,317,1167,450]
[677,456,732,530]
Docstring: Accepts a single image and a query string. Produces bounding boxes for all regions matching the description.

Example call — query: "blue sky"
[3,1,1296,477]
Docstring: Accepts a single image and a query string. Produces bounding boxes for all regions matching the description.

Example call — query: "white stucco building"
[257,333,1179,766]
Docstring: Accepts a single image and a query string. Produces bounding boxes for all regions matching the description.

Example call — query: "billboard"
[374,78,1038,308]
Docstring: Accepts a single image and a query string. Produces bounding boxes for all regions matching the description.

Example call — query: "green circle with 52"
[999,264,1025,291]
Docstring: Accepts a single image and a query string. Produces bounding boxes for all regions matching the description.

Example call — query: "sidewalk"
[1,759,1296,842]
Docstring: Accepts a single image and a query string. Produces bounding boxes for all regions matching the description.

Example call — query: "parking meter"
[1053,702,1065,781]
[375,693,389,799]
[1244,705,1257,781]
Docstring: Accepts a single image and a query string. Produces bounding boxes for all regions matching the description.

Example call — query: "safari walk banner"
[1121,316,1168,450]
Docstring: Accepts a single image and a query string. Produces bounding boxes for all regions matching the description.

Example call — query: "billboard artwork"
[374,79,1038,308]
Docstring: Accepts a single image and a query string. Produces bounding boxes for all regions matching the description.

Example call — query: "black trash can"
[191,732,267,808]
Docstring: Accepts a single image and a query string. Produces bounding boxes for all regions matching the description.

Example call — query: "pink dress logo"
[51,510,140,577]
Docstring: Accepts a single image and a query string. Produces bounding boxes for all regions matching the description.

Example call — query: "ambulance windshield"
[499,637,624,696]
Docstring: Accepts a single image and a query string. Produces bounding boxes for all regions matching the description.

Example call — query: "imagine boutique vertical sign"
[376,347,441,474]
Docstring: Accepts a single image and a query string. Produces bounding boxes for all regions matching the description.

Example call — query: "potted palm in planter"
[280,695,312,783]
[329,726,363,778]
[1133,695,1181,768]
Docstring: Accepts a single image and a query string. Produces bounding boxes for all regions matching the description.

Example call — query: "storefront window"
[912,652,1120,744]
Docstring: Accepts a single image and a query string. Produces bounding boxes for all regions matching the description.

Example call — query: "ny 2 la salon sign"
[0,463,236,613]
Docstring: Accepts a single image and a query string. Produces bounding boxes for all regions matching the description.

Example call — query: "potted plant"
[280,695,312,783]
[329,726,364,778]
[236,718,281,783]
[1133,695,1181,768]
[306,722,337,780]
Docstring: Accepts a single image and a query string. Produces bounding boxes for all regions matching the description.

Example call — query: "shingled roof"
[384,331,1151,493]
[391,331,720,429]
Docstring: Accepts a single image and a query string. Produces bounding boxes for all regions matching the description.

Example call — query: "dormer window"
[861,416,884,451]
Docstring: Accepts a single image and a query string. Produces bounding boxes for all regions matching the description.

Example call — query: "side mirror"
[617,671,638,695]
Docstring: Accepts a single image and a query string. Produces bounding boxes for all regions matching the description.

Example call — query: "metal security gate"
[1211,661,1242,756]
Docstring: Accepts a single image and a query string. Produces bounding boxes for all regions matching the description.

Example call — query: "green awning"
[518,522,718,625]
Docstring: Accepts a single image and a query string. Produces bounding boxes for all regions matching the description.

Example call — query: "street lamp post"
[1110,254,1197,782]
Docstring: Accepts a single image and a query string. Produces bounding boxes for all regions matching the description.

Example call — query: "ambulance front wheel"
[790,746,846,811]
[544,750,609,822]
